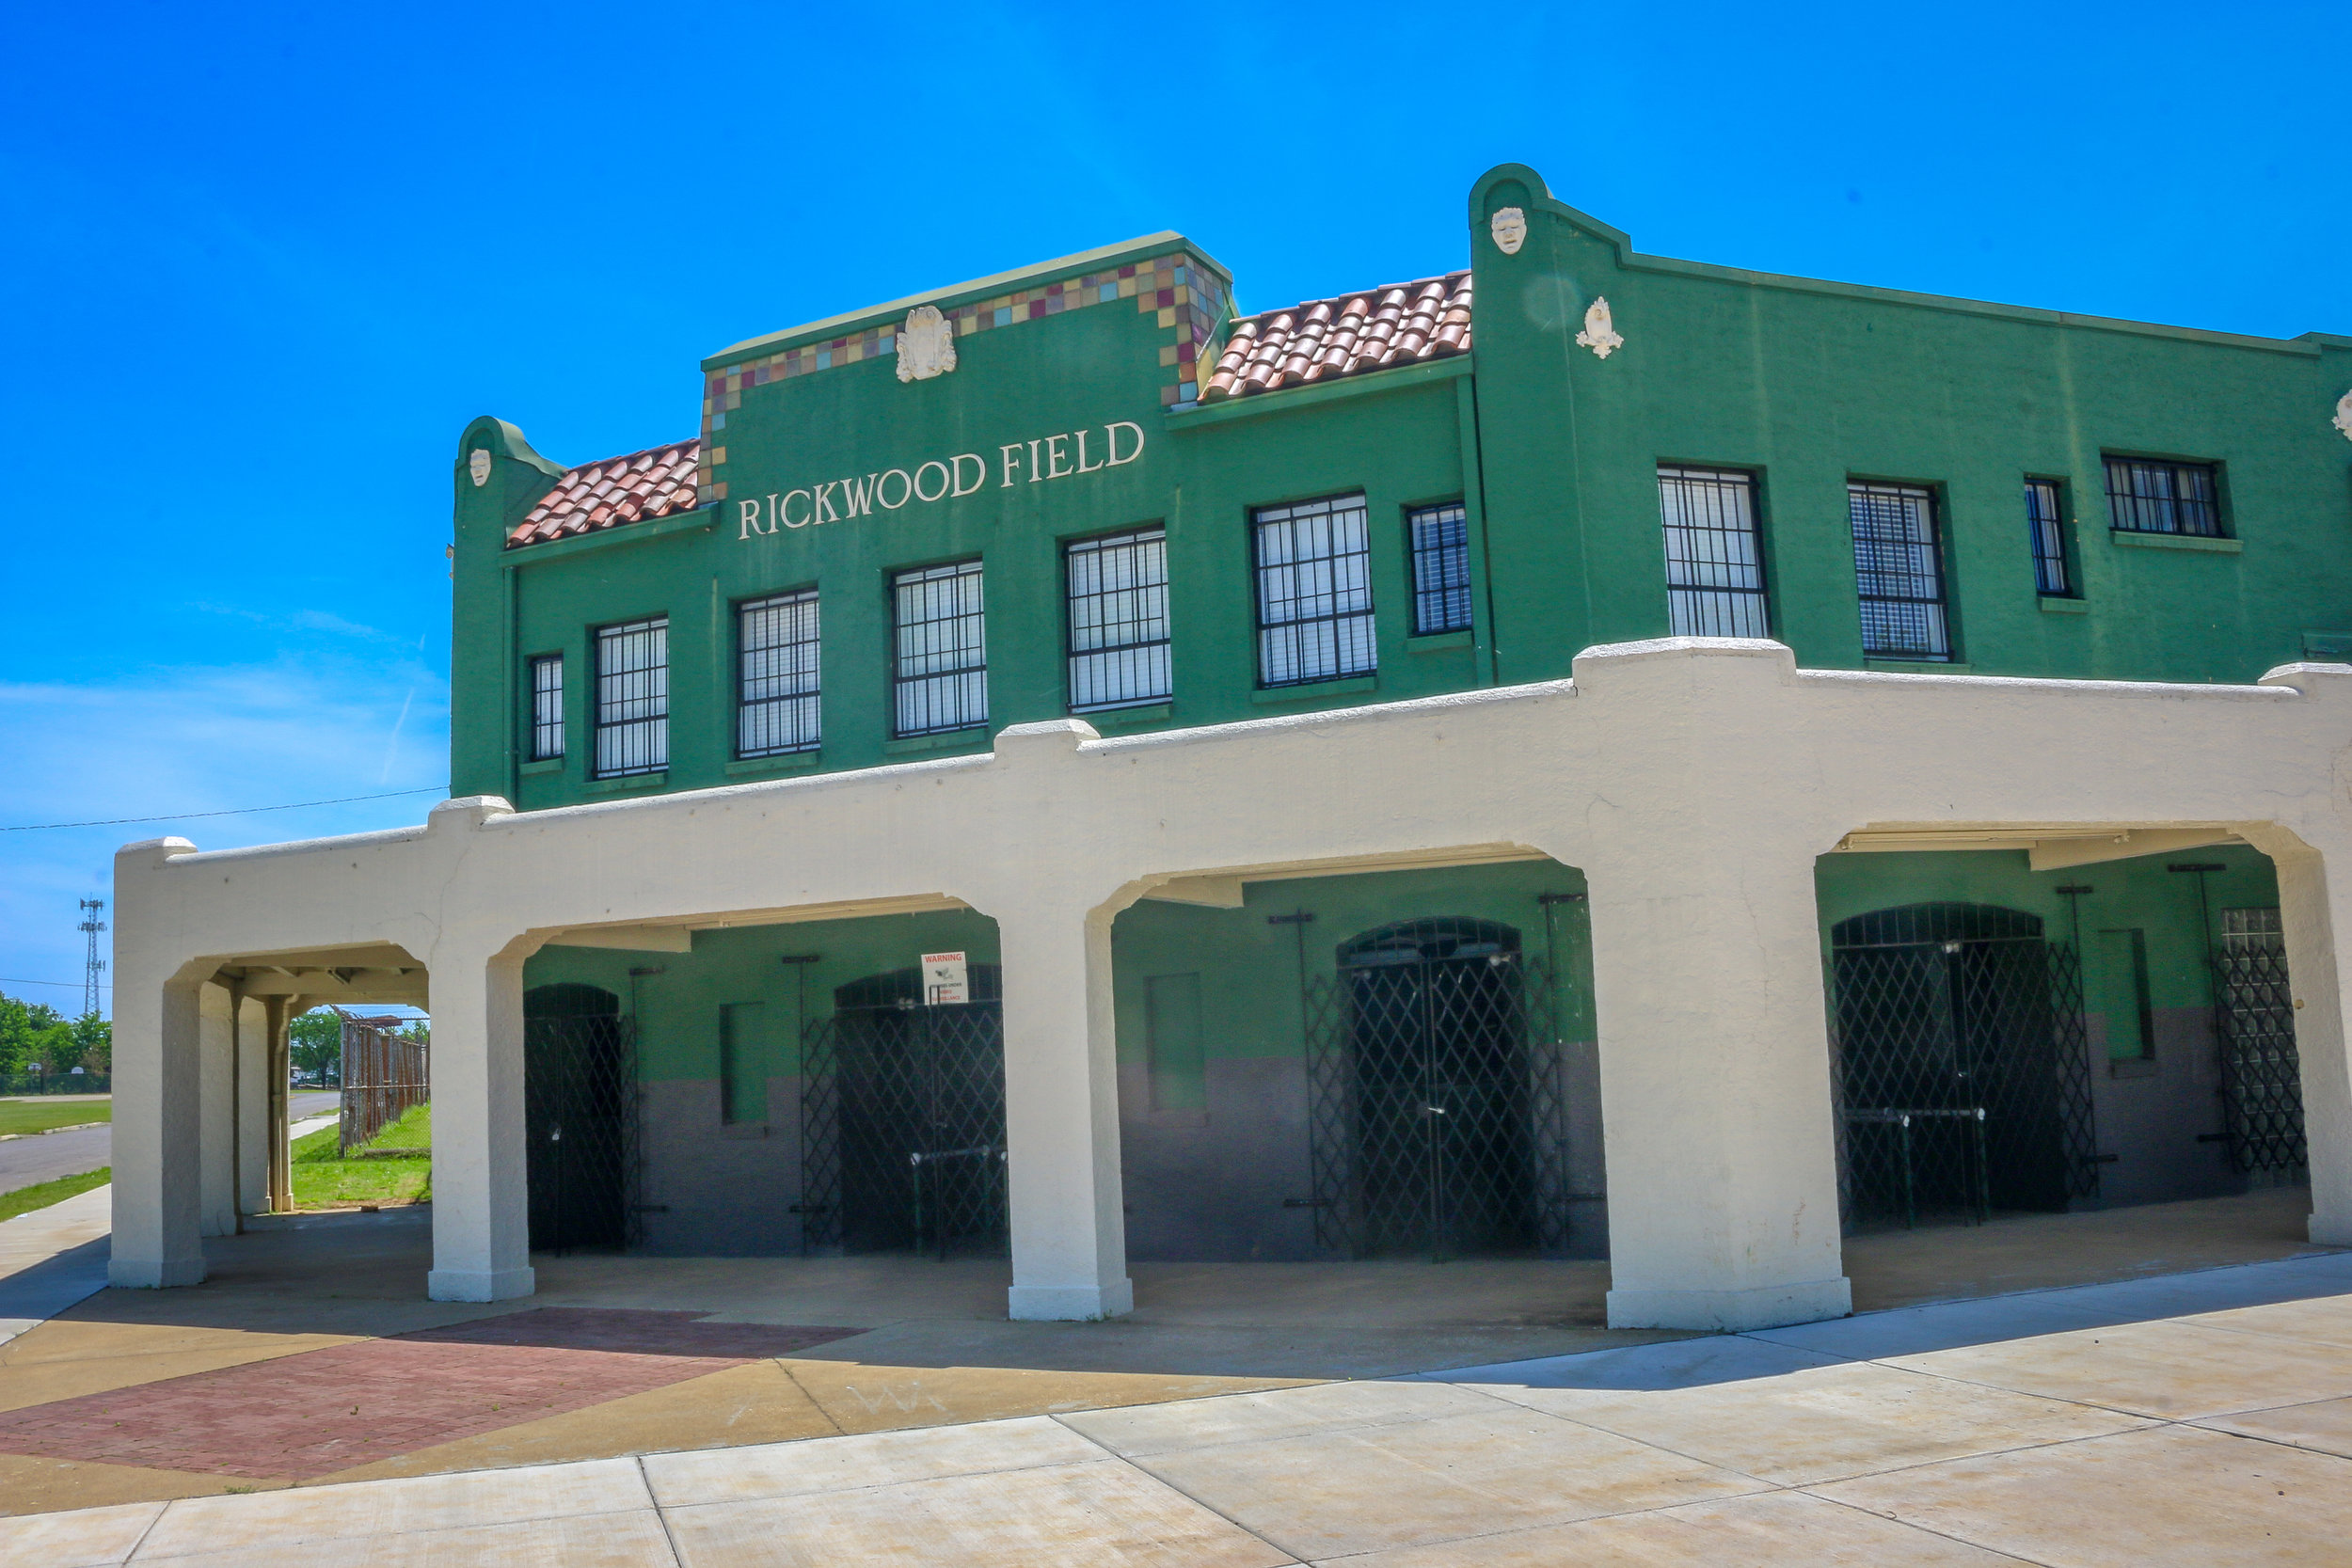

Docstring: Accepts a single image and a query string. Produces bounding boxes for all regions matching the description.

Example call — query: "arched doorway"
[800,965,1007,1257]
[522,983,636,1252]
[1829,903,2096,1228]
[1306,918,1565,1259]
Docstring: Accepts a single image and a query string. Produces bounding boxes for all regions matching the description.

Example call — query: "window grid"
[739,590,821,757]
[2106,457,2221,537]
[892,561,987,736]
[1658,467,1769,637]
[1066,528,1170,712]
[1849,483,1950,660]
[2025,480,2072,596]
[1407,502,1472,635]
[1255,492,1375,687]
[528,654,564,762]
[594,616,669,777]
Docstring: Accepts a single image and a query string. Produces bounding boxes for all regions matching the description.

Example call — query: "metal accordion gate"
[2213,908,2307,1180]
[1302,919,1570,1260]
[522,989,641,1254]
[799,966,1009,1259]
[1828,904,2099,1231]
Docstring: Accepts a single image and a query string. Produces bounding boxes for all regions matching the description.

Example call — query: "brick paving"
[0,1308,856,1481]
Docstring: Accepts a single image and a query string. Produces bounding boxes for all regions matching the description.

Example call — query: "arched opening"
[523,982,634,1253]
[1829,903,2091,1228]
[1311,917,1561,1260]
[800,964,1007,1258]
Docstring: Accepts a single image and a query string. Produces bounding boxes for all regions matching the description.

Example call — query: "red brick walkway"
[0,1309,857,1480]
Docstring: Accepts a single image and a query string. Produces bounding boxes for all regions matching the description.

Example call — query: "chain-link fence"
[337,1014,428,1152]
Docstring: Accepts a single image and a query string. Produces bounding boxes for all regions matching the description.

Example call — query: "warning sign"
[921,950,969,1006]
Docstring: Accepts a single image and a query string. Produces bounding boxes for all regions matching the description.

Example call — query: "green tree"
[0,994,74,1078]
[289,1007,344,1085]
[70,1012,111,1075]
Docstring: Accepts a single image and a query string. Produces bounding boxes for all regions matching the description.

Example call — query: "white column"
[2250,828,2352,1245]
[1583,831,1850,1333]
[108,962,207,1287]
[997,899,1132,1321]
[235,993,270,1221]
[425,940,536,1302]
[198,982,237,1237]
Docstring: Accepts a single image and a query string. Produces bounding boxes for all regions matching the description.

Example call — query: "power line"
[0,977,110,991]
[0,785,449,833]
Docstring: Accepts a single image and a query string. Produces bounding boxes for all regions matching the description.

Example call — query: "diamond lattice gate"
[522,985,641,1254]
[1304,920,1570,1260]
[1828,904,2099,1231]
[2214,908,2307,1180]
[799,967,1008,1259]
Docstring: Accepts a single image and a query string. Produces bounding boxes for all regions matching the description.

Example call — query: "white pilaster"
[2250,828,2352,1245]
[996,898,1133,1321]
[425,940,536,1302]
[108,836,209,1289]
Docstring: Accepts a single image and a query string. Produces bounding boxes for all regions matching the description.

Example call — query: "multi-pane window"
[2106,457,2222,537]
[1066,528,1169,711]
[1849,483,1950,660]
[594,616,669,776]
[892,561,987,736]
[528,654,564,762]
[1254,492,1375,687]
[1408,502,1472,635]
[739,590,821,756]
[1658,467,1769,637]
[2025,480,2072,596]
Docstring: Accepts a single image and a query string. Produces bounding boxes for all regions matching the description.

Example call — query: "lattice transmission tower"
[76,898,106,1018]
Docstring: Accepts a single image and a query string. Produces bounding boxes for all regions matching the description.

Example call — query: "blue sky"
[3,1,2345,1012]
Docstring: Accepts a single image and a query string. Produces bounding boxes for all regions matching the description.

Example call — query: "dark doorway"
[522,983,638,1252]
[800,966,1007,1258]
[1829,904,2097,1229]
[1306,919,1566,1259]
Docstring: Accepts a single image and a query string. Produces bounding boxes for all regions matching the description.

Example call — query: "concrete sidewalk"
[7,1250,2352,1564]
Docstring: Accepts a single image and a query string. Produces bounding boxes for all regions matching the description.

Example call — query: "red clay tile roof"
[1200,272,1470,403]
[506,438,702,548]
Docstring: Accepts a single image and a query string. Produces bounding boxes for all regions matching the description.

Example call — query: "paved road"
[0,1092,341,1195]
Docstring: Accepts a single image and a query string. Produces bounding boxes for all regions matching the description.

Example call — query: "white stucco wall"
[107,640,2352,1330]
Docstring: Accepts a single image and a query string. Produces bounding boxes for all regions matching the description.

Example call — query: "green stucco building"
[415,161,2351,1272]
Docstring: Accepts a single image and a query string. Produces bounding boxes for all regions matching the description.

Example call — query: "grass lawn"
[0,1099,111,1136]
[0,1167,110,1223]
[293,1102,431,1210]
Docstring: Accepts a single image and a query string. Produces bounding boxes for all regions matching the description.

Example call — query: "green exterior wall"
[451,166,2352,809]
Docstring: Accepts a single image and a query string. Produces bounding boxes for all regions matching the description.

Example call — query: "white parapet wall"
[107,640,2352,1330]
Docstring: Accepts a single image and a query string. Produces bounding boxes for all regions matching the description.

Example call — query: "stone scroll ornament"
[897,304,958,383]
[1489,206,1526,255]
[2335,389,2352,443]
[1576,297,1624,359]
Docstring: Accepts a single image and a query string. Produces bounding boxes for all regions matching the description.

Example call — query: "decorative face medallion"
[1576,296,1625,359]
[896,304,959,383]
[1488,206,1527,256]
[2335,389,2352,444]
[469,448,492,487]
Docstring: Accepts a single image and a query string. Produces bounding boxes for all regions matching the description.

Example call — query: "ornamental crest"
[896,304,958,383]
[1489,206,1526,256]
[2335,389,2352,443]
[1576,296,1624,359]
[469,448,492,487]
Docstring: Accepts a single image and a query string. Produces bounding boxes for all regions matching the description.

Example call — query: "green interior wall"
[521,909,1001,1088]
[1814,843,2279,1060]
[1110,860,1596,1107]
